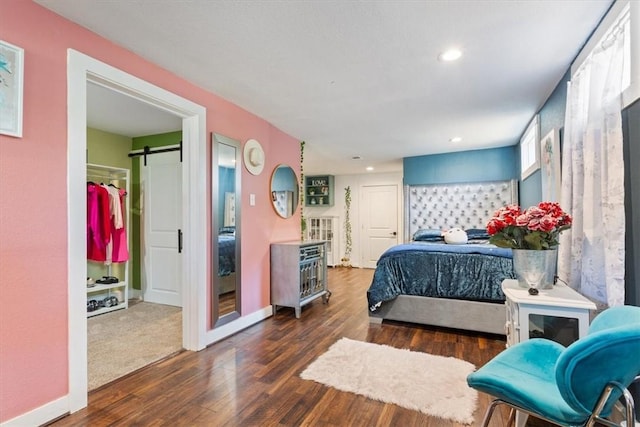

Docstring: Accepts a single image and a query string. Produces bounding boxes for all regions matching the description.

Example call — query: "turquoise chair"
[467,305,640,426]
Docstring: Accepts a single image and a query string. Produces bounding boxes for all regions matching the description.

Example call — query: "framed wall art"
[540,128,561,202]
[0,40,24,137]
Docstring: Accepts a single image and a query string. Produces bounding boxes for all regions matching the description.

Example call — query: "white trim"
[67,49,207,414]
[623,0,640,107]
[205,306,273,344]
[0,396,68,427]
[520,115,540,180]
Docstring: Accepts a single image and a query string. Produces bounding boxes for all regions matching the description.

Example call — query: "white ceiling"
[38,0,613,175]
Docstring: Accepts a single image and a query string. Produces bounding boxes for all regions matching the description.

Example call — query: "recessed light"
[439,48,462,62]
[450,136,462,143]
[366,166,374,171]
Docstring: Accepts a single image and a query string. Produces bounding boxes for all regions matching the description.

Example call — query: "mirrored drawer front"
[300,245,323,261]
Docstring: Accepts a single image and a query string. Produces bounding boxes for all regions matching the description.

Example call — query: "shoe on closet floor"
[103,296,119,307]
[96,276,119,284]
[87,300,99,312]
[87,277,95,287]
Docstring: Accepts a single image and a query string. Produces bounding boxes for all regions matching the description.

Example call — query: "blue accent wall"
[520,70,570,207]
[403,70,571,206]
[217,167,235,225]
[403,146,518,186]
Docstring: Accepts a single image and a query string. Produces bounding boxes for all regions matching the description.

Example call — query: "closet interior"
[86,163,130,317]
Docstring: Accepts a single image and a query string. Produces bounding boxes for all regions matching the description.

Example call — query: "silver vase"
[511,249,558,289]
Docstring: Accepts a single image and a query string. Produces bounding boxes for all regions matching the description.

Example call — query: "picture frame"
[540,128,561,202]
[0,40,24,138]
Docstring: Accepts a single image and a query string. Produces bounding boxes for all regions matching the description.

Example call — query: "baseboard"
[0,396,68,427]
[204,305,273,345]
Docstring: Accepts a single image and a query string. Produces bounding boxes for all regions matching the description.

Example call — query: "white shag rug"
[300,337,478,424]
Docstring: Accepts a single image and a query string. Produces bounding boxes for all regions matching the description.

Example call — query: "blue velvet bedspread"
[367,242,515,310]
[218,234,236,277]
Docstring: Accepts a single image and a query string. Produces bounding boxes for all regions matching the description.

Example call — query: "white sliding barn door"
[141,151,183,307]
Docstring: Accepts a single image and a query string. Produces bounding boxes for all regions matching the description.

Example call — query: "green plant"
[344,186,352,263]
[300,141,306,239]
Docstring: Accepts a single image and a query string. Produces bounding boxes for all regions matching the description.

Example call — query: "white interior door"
[141,151,183,306]
[361,184,399,268]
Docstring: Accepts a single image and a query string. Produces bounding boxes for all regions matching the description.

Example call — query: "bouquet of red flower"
[486,202,572,250]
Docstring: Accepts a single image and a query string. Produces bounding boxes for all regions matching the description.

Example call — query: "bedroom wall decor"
[0,40,24,137]
[405,179,518,241]
[540,128,561,202]
[243,138,265,175]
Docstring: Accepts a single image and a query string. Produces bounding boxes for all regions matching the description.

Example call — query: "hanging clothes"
[87,183,111,261]
[111,187,129,263]
[102,184,122,265]
[87,182,129,263]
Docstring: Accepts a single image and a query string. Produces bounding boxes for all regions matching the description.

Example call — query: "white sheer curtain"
[558,18,628,307]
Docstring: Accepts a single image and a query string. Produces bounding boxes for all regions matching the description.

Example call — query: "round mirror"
[270,165,299,218]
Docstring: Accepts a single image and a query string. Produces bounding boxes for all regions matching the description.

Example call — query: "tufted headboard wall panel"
[405,179,518,241]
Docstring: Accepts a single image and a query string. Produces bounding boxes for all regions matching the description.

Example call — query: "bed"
[367,179,518,335]
[218,228,236,294]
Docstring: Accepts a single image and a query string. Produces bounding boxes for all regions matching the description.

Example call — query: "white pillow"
[443,227,468,245]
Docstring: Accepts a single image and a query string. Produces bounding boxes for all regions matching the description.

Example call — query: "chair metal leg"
[479,382,637,427]
[481,399,503,427]
[585,381,637,427]
[507,408,516,427]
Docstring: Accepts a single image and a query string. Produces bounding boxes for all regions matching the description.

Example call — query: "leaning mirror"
[270,165,299,218]
[212,133,241,327]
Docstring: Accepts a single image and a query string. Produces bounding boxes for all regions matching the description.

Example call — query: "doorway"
[360,184,400,268]
[67,50,207,411]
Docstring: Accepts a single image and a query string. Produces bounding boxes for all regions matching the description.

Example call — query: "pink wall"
[0,1,301,422]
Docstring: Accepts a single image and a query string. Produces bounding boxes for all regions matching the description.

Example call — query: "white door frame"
[67,50,207,412]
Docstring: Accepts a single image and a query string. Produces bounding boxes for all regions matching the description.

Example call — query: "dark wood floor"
[50,267,518,426]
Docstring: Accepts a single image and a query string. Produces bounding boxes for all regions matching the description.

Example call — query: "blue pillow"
[466,228,490,240]
[413,229,443,242]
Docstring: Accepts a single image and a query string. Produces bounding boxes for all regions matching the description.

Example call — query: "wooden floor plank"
[49,267,531,427]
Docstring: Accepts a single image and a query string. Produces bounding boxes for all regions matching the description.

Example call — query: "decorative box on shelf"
[501,279,596,348]
[305,175,335,207]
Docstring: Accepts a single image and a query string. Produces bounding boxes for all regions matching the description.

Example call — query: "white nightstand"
[502,279,597,348]
[502,279,598,427]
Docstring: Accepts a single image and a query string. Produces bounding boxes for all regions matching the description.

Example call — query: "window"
[520,115,540,180]
[571,1,635,107]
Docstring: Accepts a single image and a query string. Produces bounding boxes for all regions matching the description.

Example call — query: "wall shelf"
[305,175,335,207]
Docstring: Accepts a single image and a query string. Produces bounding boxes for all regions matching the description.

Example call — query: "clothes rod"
[128,141,182,166]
